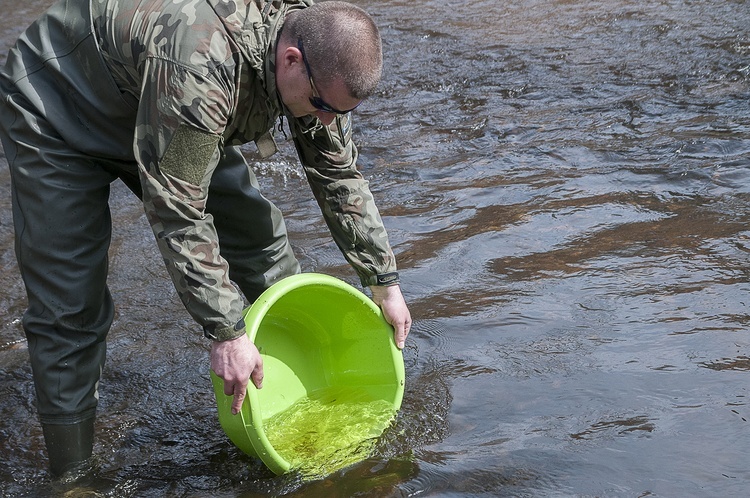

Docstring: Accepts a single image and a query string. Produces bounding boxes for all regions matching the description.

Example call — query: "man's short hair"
[282,1,383,99]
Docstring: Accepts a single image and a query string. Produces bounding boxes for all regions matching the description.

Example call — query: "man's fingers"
[388,311,411,350]
[222,378,248,415]
[231,381,247,415]
[251,366,264,390]
[250,356,263,389]
[395,326,406,350]
[394,318,411,349]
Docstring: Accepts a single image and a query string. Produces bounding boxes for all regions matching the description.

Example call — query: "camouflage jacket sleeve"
[135,54,246,342]
[289,113,399,287]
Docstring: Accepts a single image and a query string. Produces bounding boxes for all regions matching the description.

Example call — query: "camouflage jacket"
[89,0,398,340]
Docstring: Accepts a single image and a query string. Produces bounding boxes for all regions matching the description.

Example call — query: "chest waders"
[0,0,299,478]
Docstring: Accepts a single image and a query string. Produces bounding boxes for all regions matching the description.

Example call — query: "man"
[0,0,411,478]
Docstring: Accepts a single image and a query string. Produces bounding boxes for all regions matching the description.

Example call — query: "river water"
[1,0,749,496]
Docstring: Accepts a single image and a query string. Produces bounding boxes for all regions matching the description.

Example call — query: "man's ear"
[281,46,303,70]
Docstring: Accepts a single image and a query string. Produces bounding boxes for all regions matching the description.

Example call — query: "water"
[263,387,397,479]
[1,0,749,496]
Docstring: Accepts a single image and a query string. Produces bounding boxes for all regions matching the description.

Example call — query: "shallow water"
[1,0,749,496]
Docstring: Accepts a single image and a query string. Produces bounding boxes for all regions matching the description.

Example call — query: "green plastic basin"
[211,273,405,475]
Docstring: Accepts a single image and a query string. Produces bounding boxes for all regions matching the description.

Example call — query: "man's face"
[276,43,361,126]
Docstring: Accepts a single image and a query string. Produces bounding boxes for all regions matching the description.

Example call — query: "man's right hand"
[210,333,264,415]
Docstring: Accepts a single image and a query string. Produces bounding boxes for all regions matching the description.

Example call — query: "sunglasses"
[297,38,361,115]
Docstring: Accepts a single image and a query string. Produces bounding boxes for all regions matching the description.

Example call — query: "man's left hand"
[370,284,412,349]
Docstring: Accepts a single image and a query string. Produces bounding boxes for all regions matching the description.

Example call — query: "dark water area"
[1,0,750,496]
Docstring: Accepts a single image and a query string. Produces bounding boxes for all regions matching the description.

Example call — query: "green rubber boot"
[41,418,95,479]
